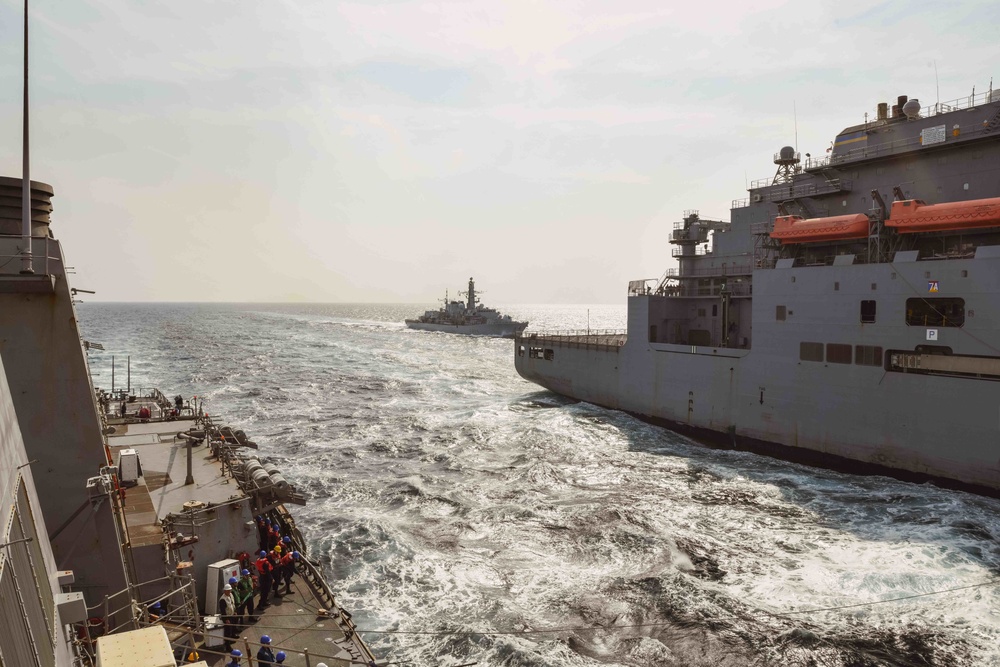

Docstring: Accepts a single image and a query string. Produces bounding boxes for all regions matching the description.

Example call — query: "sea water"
[78,302,1000,667]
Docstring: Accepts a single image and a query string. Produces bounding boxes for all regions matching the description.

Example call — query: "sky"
[0,0,998,303]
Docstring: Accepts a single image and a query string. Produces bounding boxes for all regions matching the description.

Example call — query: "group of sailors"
[217,515,303,661]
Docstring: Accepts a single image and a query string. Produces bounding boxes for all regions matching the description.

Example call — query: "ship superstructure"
[406,277,528,337]
[516,88,1000,494]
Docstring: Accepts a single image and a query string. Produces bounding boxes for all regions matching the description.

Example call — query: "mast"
[20,0,33,274]
[466,277,475,310]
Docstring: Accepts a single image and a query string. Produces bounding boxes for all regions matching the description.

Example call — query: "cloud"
[0,0,998,303]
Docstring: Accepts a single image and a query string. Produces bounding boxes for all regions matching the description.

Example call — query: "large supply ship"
[406,277,528,337]
[516,87,1000,495]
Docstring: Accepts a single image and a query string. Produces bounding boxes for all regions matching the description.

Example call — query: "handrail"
[804,120,995,170]
[520,329,626,338]
[663,263,753,277]
[0,235,59,275]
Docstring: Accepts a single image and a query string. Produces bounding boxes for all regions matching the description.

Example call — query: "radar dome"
[902,98,921,119]
[779,146,796,160]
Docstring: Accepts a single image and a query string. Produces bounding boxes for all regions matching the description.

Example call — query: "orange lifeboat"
[886,197,1000,233]
[769,213,869,244]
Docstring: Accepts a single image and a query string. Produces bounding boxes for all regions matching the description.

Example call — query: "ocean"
[77,302,1000,667]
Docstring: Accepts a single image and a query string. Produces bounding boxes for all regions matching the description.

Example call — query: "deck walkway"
[104,395,374,666]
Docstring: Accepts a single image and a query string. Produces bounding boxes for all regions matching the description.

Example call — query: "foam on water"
[79,303,1000,667]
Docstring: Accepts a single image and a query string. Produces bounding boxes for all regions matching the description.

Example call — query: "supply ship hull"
[516,90,1000,494]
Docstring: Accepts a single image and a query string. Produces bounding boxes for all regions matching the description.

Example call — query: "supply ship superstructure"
[516,88,1000,494]
[406,277,528,337]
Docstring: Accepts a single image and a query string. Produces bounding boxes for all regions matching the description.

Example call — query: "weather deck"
[105,397,374,666]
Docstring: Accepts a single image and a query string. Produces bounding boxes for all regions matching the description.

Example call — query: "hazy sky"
[1,0,997,302]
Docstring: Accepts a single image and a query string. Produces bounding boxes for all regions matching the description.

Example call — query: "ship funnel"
[891,95,908,120]
[0,176,52,236]
[877,102,888,120]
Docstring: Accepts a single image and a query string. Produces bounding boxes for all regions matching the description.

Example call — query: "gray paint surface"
[517,94,1000,492]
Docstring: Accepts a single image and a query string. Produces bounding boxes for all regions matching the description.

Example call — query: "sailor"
[278,549,294,595]
[275,651,286,663]
[268,523,280,550]
[267,549,282,594]
[148,601,163,621]
[120,400,127,418]
[219,582,239,650]
[257,635,276,665]
[226,648,243,666]
[236,568,257,622]
[255,550,273,607]
[184,650,200,664]
[256,516,269,551]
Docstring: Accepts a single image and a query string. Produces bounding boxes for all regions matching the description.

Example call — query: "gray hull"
[516,90,1000,494]
[407,320,528,337]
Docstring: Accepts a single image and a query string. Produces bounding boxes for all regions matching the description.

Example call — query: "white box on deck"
[203,614,225,648]
[118,448,140,485]
[96,625,174,667]
[205,558,241,615]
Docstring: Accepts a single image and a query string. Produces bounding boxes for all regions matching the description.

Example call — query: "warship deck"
[106,395,374,666]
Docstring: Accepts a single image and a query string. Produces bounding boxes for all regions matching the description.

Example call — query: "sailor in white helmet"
[316,664,328,667]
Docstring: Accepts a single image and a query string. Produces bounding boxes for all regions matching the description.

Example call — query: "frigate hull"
[407,319,528,337]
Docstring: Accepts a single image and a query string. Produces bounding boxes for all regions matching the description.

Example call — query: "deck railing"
[517,330,627,349]
[0,235,61,275]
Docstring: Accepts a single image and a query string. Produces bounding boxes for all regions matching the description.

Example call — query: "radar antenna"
[772,146,800,184]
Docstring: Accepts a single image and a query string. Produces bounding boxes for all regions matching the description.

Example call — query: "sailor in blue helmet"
[257,634,276,665]
[225,648,242,666]
[268,522,280,550]
[275,650,286,663]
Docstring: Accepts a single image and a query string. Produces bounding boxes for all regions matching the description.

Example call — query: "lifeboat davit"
[769,213,869,244]
[886,197,1000,233]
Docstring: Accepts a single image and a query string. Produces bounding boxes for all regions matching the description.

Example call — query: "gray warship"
[0,8,378,664]
[0,188,379,666]
[516,87,1000,495]
[406,277,528,337]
